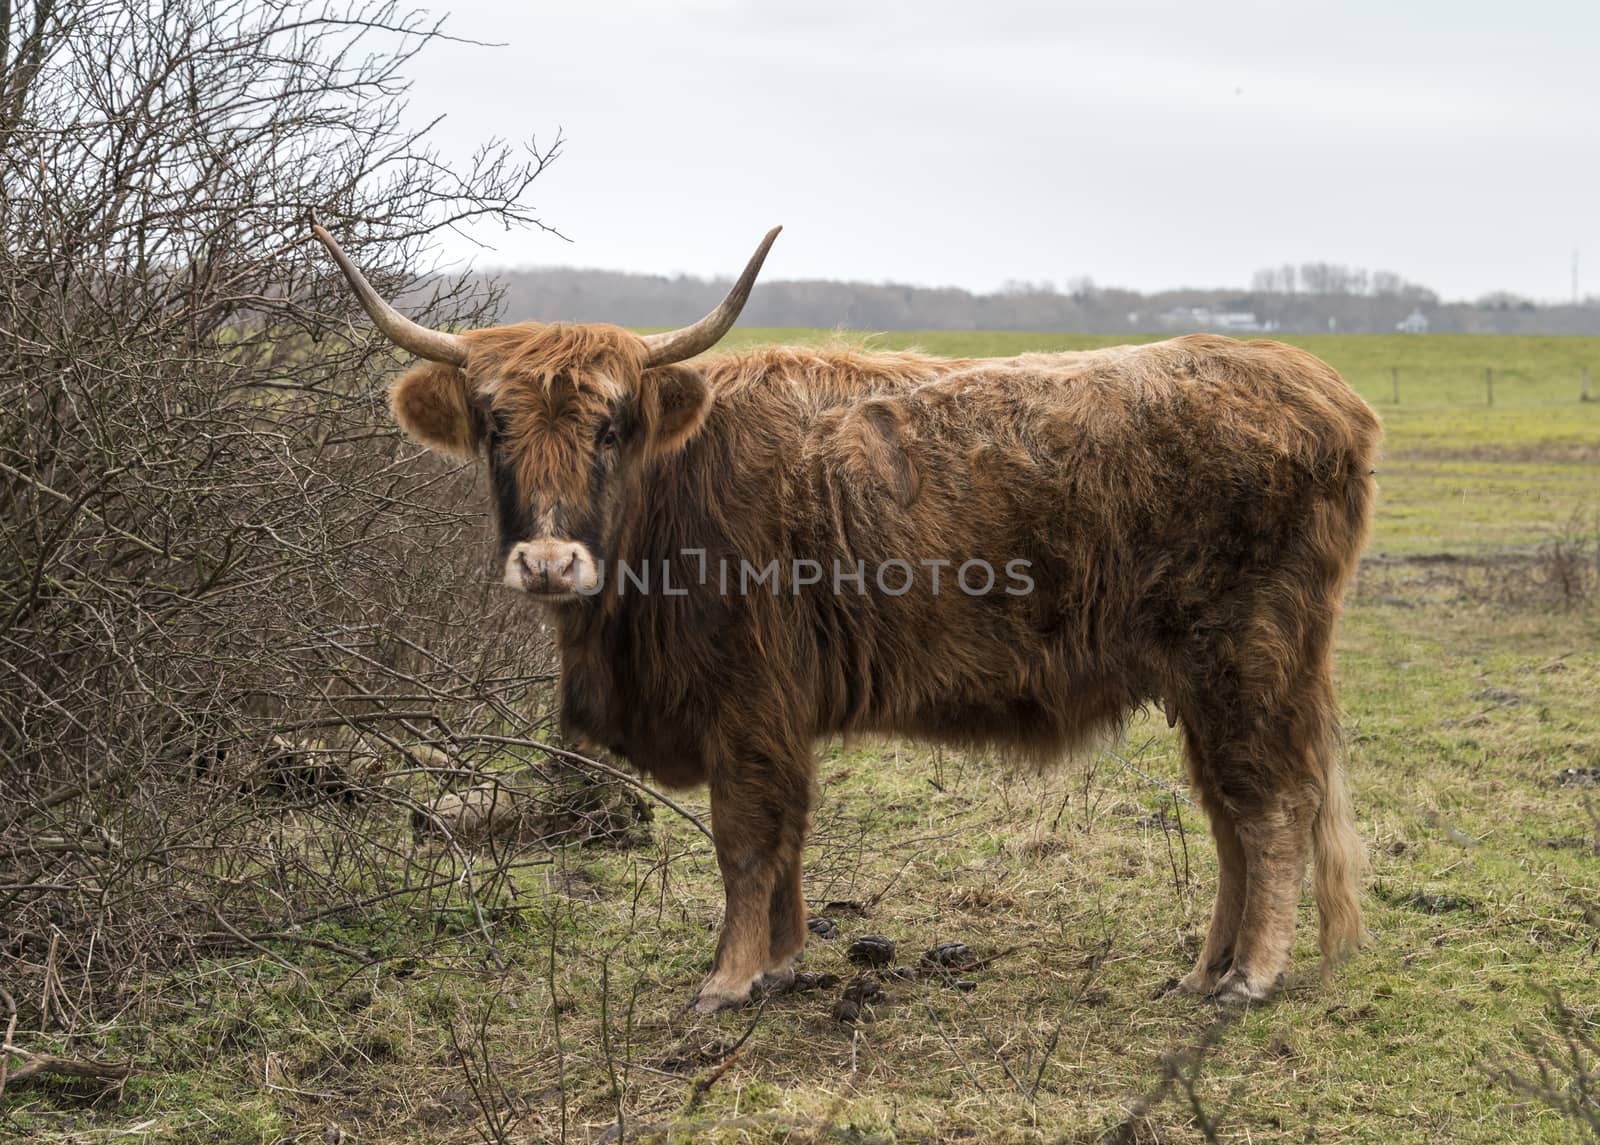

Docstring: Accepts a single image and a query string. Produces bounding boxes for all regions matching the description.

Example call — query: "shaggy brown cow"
[312,219,1380,1011]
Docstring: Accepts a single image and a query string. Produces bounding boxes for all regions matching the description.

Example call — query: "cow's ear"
[390,361,482,460]
[639,365,711,460]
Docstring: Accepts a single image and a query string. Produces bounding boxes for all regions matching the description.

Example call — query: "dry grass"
[6,563,1597,1144]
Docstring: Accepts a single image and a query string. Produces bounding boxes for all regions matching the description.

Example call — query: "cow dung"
[846,934,896,966]
[806,916,840,940]
[832,974,885,1024]
[921,940,974,968]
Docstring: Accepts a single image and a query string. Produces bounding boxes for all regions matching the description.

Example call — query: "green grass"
[5,333,1598,1144]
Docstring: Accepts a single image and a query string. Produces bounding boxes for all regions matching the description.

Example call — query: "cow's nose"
[516,551,543,590]
[509,542,585,595]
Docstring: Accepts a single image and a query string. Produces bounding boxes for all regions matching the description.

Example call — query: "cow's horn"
[641,227,781,367]
[309,211,469,367]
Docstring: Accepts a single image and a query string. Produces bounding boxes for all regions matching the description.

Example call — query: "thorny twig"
[682,998,768,1116]
[450,734,713,843]
[1109,740,1196,808]
[1486,989,1600,1140]
[1103,1006,1241,1144]
[1029,952,1106,1100]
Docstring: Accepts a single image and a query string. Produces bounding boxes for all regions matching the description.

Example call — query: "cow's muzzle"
[503,539,599,600]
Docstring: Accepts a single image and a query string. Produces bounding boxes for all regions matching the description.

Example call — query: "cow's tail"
[1310,714,1365,981]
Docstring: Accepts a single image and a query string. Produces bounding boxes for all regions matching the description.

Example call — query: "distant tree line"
[482,265,1600,335]
[1249,263,1436,301]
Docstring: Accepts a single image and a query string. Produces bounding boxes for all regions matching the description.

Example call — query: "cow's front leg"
[693,753,811,1013]
[758,824,809,993]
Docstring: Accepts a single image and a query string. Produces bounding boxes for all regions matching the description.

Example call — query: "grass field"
[6,333,1599,1144]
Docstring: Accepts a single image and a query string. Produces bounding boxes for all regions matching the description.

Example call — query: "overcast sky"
[409,1,1598,301]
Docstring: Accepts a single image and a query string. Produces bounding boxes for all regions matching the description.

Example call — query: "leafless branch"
[0,0,605,1038]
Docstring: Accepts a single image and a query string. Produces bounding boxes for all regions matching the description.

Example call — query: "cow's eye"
[598,425,618,449]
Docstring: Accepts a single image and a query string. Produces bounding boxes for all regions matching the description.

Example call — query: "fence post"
[1486,366,1493,406]
[1584,366,1592,402]
[1391,366,1399,404]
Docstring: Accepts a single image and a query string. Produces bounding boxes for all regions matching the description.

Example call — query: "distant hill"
[482,267,1600,336]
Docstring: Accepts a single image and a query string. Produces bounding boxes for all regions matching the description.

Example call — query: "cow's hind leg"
[1174,725,1248,995]
[1214,669,1361,1002]
[1180,704,1323,1004]
[1212,782,1315,1003]
[693,746,811,1013]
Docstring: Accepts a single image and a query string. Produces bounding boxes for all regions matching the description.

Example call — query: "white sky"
[408,0,1599,301]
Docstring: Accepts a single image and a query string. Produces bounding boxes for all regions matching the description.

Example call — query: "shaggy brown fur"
[388,329,1379,1010]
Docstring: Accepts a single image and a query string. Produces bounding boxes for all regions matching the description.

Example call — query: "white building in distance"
[1396,309,1430,334]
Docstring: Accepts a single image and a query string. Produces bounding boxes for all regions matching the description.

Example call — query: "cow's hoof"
[759,965,797,993]
[690,988,748,1014]
[1210,966,1277,1005]
[691,973,756,1014]
[1165,970,1216,997]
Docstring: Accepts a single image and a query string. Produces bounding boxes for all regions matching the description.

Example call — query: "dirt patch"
[1356,534,1598,610]
[1539,837,1599,852]
[1393,891,1476,915]
[1395,442,1600,465]
[1473,686,1523,707]
[555,866,605,901]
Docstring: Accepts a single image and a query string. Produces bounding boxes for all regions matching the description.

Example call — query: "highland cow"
[313,219,1379,1011]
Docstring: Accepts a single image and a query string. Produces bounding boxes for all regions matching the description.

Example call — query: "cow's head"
[311,215,779,602]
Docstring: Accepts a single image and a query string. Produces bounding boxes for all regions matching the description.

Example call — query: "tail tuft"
[1312,751,1366,982]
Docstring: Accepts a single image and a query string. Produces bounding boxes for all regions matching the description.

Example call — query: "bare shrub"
[1477,507,1600,610]
[1529,507,1600,608]
[0,0,626,1038]
[1358,508,1599,613]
